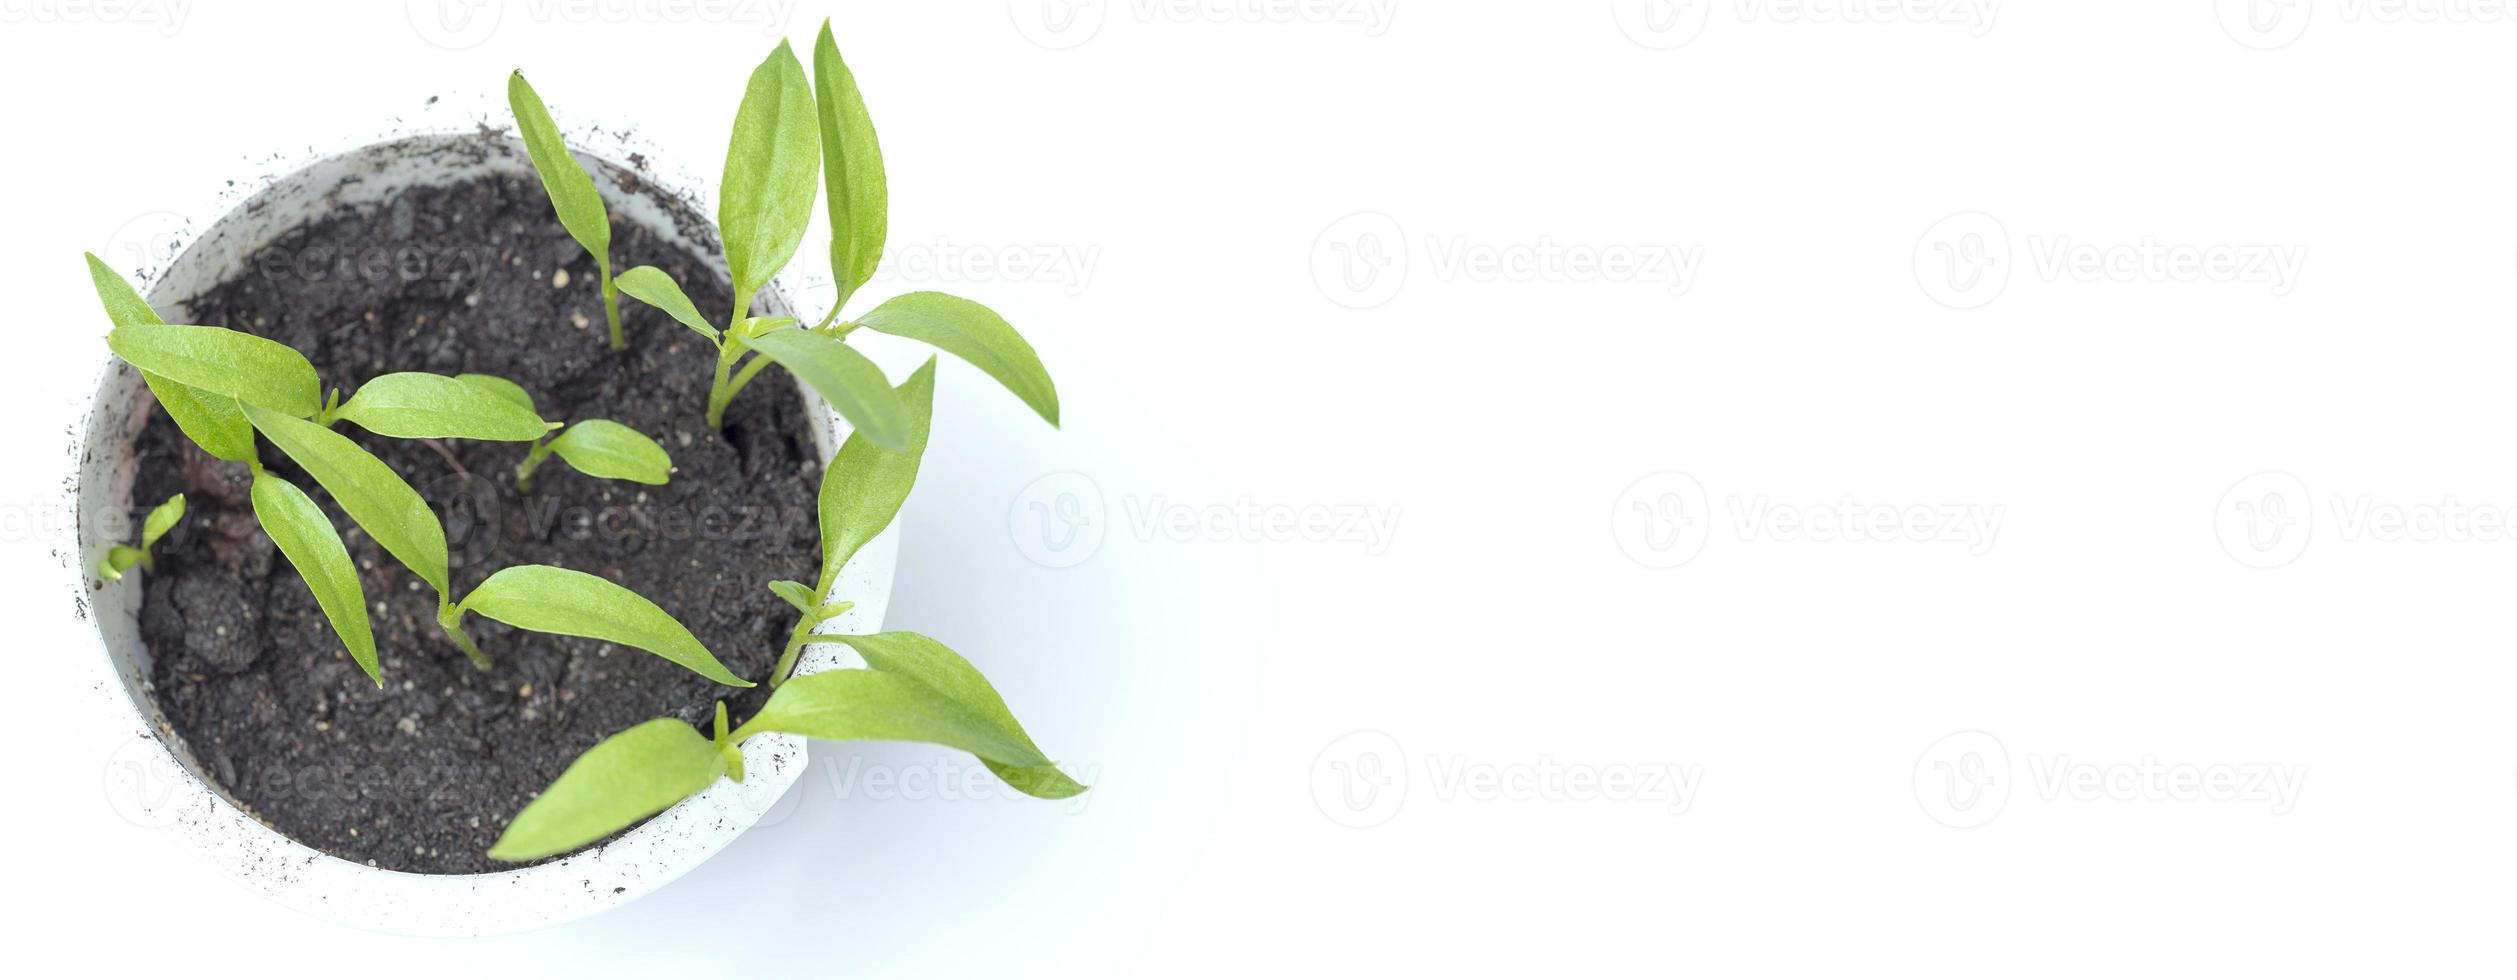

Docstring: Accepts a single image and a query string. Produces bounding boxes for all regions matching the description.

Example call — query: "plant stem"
[514,436,556,493]
[601,266,624,351]
[437,601,491,671]
[704,294,755,429]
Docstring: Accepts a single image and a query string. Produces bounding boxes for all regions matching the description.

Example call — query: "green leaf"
[250,472,379,687]
[86,255,256,462]
[108,322,321,419]
[813,21,888,310]
[834,631,1085,799]
[335,372,556,442]
[458,565,751,687]
[816,358,932,584]
[856,292,1058,426]
[140,493,185,550]
[508,71,611,274]
[744,327,907,450]
[489,718,726,862]
[547,420,672,485]
[243,403,449,597]
[719,40,821,300]
[456,373,537,414]
[739,669,1051,770]
[616,266,717,342]
[98,546,145,581]
[767,579,818,615]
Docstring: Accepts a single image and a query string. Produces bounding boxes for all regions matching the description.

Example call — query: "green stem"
[601,266,624,351]
[437,600,491,671]
[514,436,556,493]
[812,305,843,331]
[703,294,755,429]
[722,352,775,408]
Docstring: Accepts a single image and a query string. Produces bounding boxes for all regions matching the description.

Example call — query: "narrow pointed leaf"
[813,21,887,309]
[489,718,726,862]
[740,669,1050,768]
[244,403,449,596]
[456,373,538,414]
[459,565,750,687]
[140,494,186,550]
[719,41,821,299]
[508,71,611,272]
[108,323,321,418]
[744,327,907,449]
[816,358,932,584]
[767,579,818,615]
[616,266,717,342]
[336,372,555,442]
[547,420,672,485]
[829,631,1084,799]
[86,255,256,461]
[855,292,1058,426]
[251,472,379,686]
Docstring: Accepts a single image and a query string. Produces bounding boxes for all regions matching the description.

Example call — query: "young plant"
[88,255,741,689]
[449,373,672,492]
[97,493,184,581]
[488,344,1084,862]
[509,71,625,350]
[606,24,1060,439]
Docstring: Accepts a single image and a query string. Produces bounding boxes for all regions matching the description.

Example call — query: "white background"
[6,0,2515,974]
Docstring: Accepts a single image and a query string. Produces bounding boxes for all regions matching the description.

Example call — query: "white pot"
[71,116,891,936]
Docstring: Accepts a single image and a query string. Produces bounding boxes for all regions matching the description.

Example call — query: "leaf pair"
[463,374,673,488]
[98,494,184,581]
[489,630,1080,862]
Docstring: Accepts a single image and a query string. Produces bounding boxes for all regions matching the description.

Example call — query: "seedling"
[89,255,739,689]
[97,493,184,581]
[510,71,625,350]
[448,373,673,491]
[605,24,1062,439]
[492,368,1077,858]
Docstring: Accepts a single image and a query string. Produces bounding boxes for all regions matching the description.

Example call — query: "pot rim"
[69,91,888,937]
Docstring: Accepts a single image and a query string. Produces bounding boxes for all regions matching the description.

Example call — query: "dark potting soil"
[126,174,822,874]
